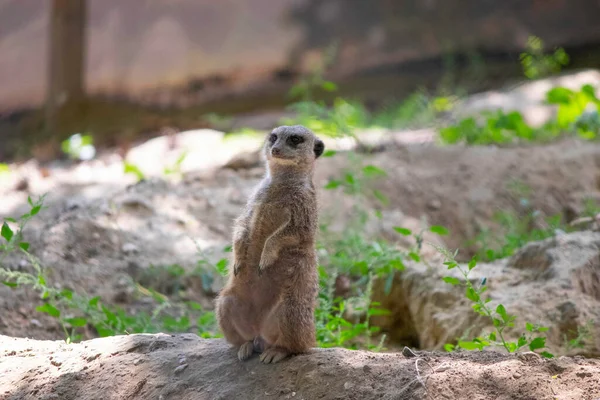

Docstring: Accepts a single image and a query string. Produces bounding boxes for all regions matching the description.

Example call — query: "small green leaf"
[444,343,455,352]
[322,150,337,157]
[393,227,412,236]
[321,81,338,92]
[2,281,18,288]
[445,262,458,270]
[215,259,228,276]
[496,304,508,321]
[458,340,484,351]
[324,180,341,190]
[384,271,394,295]
[430,225,449,235]
[124,163,145,181]
[517,335,528,348]
[66,317,88,327]
[88,296,100,307]
[468,256,478,271]
[507,342,518,352]
[408,252,421,262]
[362,165,387,177]
[525,322,534,332]
[389,258,405,271]
[529,337,546,351]
[540,351,554,359]
[367,308,391,316]
[372,190,389,205]
[60,289,73,300]
[442,276,461,286]
[1,222,14,242]
[19,242,30,251]
[30,205,41,216]
[465,287,480,302]
[38,275,46,286]
[36,303,61,318]
[488,332,496,341]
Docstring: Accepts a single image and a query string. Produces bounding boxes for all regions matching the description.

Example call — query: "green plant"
[546,84,600,140]
[472,210,566,261]
[315,267,389,350]
[520,36,569,80]
[288,42,339,102]
[564,320,594,352]
[1,196,221,343]
[123,162,145,181]
[61,133,96,161]
[0,163,9,175]
[163,150,188,177]
[433,245,553,357]
[285,98,369,138]
[439,109,543,145]
[372,91,456,130]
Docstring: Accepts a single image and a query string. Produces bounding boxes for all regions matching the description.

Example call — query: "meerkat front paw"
[233,260,242,276]
[259,347,289,364]
[258,250,277,275]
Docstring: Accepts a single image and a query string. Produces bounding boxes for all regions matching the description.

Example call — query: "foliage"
[61,133,96,161]
[434,245,553,358]
[546,84,600,140]
[472,210,566,261]
[0,197,220,343]
[123,162,145,181]
[440,84,600,145]
[564,320,595,352]
[0,163,9,175]
[520,36,569,80]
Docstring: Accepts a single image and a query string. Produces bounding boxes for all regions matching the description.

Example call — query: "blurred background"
[1,0,600,160]
[1,0,600,361]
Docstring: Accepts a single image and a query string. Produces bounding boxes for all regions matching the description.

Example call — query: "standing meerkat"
[215,125,324,364]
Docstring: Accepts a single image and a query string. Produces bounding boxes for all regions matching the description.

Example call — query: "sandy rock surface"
[372,231,600,357]
[2,334,600,400]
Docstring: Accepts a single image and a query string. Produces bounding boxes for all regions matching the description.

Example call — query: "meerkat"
[215,125,324,364]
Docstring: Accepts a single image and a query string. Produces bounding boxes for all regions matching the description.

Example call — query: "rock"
[222,150,261,171]
[2,334,600,400]
[121,243,139,255]
[372,231,600,357]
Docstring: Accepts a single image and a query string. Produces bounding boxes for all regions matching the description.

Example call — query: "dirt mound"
[2,334,600,400]
[372,231,600,357]
[1,138,599,344]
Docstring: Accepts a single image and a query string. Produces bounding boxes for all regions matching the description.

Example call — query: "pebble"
[121,243,139,254]
[174,363,188,374]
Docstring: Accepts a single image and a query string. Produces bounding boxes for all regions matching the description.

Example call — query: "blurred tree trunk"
[45,0,87,136]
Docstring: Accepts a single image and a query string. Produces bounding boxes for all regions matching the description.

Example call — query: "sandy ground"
[1,334,600,400]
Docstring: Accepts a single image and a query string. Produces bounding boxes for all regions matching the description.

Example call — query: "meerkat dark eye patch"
[269,134,277,144]
[288,135,304,145]
[314,139,324,158]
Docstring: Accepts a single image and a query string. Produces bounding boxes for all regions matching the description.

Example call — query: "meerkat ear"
[314,139,324,158]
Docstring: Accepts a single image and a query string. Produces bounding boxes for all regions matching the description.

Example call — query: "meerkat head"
[264,125,324,171]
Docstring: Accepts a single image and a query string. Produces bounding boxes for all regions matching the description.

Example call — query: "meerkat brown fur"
[215,125,324,364]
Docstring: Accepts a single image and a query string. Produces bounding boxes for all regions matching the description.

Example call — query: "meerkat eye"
[269,134,277,144]
[289,135,303,145]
